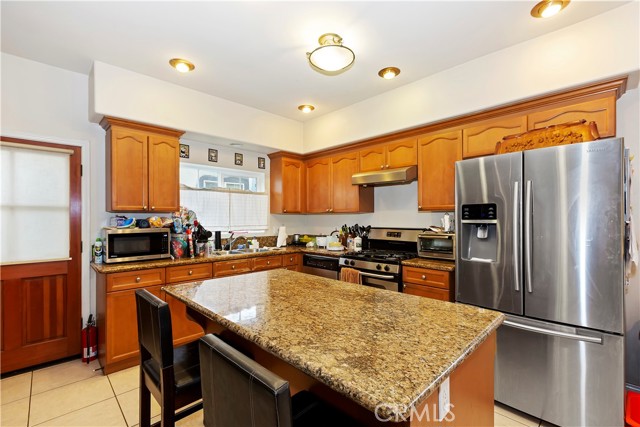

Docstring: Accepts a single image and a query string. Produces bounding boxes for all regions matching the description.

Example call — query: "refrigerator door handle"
[513,182,520,292]
[503,320,603,344]
[524,180,533,293]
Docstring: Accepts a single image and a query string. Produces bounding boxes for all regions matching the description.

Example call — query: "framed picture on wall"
[179,144,189,158]
[258,157,266,169]
[208,149,218,162]
[235,153,243,166]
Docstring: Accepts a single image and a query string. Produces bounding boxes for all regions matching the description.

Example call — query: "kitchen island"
[164,269,503,426]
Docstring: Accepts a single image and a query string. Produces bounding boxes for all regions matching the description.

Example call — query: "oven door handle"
[359,271,396,280]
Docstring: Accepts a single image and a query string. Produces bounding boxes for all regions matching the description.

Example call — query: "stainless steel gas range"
[338,228,421,292]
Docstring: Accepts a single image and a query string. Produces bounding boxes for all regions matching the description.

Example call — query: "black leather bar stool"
[198,333,361,427]
[135,289,203,427]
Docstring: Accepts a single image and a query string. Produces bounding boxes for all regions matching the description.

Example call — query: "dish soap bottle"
[353,236,362,252]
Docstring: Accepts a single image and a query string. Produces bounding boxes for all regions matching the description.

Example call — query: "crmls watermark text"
[374,402,455,423]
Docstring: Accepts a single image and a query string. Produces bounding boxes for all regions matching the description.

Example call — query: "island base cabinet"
[191,308,497,426]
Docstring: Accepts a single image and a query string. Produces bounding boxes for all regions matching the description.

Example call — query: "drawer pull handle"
[267,261,270,265]
[232,265,236,269]
[421,274,426,280]
[188,270,193,275]
[290,257,293,261]
[136,276,141,283]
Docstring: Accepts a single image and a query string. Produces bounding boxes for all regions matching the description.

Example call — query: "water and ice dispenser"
[460,203,498,262]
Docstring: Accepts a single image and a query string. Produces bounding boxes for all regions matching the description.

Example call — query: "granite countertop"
[164,269,503,419]
[90,246,347,274]
[402,258,456,271]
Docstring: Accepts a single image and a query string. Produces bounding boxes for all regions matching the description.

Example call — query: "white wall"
[303,2,640,152]
[90,62,304,153]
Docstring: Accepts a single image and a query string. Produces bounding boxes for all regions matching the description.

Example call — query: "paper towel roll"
[276,226,288,247]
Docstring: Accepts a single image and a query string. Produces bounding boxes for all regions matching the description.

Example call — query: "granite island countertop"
[164,269,503,419]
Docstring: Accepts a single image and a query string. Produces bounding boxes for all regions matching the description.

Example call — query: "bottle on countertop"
[347,234,354,251]
[94,238,103,264]
[353,236,362,252]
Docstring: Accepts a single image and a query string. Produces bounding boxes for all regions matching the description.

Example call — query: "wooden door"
[359,145,385,172]
[148,134,180,213]
[386,138,417,168]
[0,138,82,374]
[463,116,527,158]
[282,158,305,213]
[331,152,361,213]
[105,285,163,366]
[107,127,148,211]
[417,130,462,211]
[305,157,332,213]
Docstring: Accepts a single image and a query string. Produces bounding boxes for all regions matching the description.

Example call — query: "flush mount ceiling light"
[298,104,315,113]
[306,33,355,76]
[378,67,401,80]
[531,0,570,18]
[169,58,195,73]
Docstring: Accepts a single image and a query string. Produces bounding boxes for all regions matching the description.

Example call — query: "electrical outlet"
[437,377,450,422]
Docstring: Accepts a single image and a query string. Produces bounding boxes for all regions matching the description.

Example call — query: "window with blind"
[0,143,71,264]
[180,163,268,233]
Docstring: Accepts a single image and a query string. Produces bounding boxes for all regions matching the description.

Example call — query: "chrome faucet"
[224,233,246,250]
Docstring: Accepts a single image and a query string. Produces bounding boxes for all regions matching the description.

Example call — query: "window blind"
[180,187,268,232]
[0,143,71,264]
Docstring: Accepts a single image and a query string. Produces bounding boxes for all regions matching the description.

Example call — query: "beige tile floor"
[1,358,554,427]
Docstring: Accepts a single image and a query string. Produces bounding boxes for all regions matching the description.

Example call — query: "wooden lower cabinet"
[402,266,454,302]
[282,253,303,272]
[214,259,253,277]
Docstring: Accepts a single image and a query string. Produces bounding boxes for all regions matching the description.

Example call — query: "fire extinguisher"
[82,314,97,363]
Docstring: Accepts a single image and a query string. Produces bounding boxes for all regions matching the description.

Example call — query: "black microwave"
[103,227,171,263]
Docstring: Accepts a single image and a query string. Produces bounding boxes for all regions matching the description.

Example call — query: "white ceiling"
[0,1,628,122]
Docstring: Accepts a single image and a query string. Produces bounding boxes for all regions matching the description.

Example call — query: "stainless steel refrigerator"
[455,138,631,427]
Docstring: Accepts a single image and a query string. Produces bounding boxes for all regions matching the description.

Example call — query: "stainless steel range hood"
[351,165,417,186]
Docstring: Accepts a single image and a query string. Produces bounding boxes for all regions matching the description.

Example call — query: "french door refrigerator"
[455,137,629,427]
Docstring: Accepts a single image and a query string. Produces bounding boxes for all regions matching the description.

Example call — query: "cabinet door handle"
[232,265,236,270]
[329,208,333,212]
[289,257,293,262]
[326,208,330,212]
[283,209,287,213]
[418,205,422,209]
[421,274,426,280]
[385,164,389,169]
[380,165,384,169]
[151,206,155,210]
[136,276,141,283]
[267,261,270,265]
[188,270,193,275]
[143,205,147,210]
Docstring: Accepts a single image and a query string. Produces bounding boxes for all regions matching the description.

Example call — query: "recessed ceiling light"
[378,67,401,80]
[531,0,570,18]
[298,105,315,113]
[169,58,195,73]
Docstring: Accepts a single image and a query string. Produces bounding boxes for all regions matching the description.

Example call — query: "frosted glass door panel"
[1,145,70,263]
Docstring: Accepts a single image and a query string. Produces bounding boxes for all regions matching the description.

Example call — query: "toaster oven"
[417,232,455,260]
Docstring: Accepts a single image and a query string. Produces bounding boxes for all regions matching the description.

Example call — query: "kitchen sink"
[210,248,281,255]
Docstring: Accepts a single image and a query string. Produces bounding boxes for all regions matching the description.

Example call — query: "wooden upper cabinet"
[462,116,527,159]
[148,135,180,213]
[359,138,417,172]
[331,152,361,213]
[108,127,148,211]
[306,157,332,213]
[417,130,462,211]
[269,155,305,214]
[306,153,373,214]
[101,117,184,213]
[527,93,616,137]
